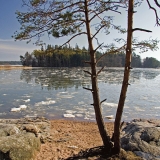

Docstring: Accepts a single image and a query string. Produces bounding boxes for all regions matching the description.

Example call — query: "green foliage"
[20,45,160,68]
[143,57,160,68]
[13,0,128,46]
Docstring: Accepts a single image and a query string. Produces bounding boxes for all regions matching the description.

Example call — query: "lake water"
[0,67,160,122]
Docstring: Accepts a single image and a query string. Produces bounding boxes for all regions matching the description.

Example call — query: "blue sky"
[0,0,160,61]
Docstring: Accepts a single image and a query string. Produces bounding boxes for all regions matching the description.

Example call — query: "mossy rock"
[0,132,40,160]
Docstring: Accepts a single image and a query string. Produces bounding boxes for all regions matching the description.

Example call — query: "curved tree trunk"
[113,0,134,154]
[84,0,113,152]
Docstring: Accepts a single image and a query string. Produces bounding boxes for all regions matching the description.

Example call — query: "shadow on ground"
[64,146,144,160]
[64,146,109,160]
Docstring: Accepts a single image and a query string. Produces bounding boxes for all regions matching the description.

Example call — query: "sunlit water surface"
[0,67,160,122]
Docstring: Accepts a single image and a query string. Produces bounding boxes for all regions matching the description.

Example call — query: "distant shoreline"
[0,65,32,70]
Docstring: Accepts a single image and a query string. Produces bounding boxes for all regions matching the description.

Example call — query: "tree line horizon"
[20,44,160,68]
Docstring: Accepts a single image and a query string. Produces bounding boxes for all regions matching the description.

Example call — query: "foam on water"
[105,115,114,119]
[155,107,160,109]
[75,114,83,117]
[22,95,31,98]
[63,114,75,118]
[25,114,38,118]
[35,100,56,106]
[11,104,27,112]
[59,95,74,99]
[134,107,145,112]
[11,108,21,112]
[23,99,30,102]
[65,110,77,114]
[19,105,27,109]
[103,102,118,107]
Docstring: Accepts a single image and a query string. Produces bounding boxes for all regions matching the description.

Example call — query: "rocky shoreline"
[0,118,160,160]
[121,119,160,160]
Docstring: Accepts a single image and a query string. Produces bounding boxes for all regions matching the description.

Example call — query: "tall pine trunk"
[113,0,134,154]
[84,0,113,152]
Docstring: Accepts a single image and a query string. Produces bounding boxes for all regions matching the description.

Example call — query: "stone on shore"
[121,119,160,160]
[0,117,51,160]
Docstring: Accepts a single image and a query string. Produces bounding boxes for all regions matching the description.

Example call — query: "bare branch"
[97,66,105,76]
[83,70,92,75]
[89,9,107,22]
[109,8,121,14]
[61,32,87,48]
[146,0,160,26]
[154,0,160,7]
[120,121,124,130]
[96,45,126,64]
[83,87,93,92]
[132,28,152,32]
[100,99,107,104]
[94,43,104,52]
[92,25,106,40]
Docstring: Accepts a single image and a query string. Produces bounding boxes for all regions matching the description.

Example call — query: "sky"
[0,0,160,61]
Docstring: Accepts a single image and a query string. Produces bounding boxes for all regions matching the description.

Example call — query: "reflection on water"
[0,67,160,121]
[20,68,160,89]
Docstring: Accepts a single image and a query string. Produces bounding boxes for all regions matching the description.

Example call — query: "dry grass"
[0,65,32,70]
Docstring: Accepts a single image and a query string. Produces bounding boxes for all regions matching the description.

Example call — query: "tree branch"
[92,25,106,40]
[96,45,126,64]
[94,43,104,52]
[97,66,105,76]
[83,87,93,92]
[100,99,107,104]
[146,0,160,26]
[154,0,160,7]
[132,28,152,32]
[61,32,87,47]
[83,70,92,75]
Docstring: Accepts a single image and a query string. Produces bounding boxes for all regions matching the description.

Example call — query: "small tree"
[14,0,128,153]
[14,0,159,156]
[113,0,160,154]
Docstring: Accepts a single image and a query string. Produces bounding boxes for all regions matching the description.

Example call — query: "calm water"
[0,67,160,122]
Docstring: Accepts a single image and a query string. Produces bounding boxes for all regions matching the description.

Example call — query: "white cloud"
[0,38,14,42]
[0,43,33,53]
[0,39,40,60]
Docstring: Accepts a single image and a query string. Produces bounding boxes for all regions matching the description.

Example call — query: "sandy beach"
[35,119,114,160]
[34,119,142,160]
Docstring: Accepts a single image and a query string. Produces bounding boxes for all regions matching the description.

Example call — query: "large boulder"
[121,119,160,160]
[0,117,51,160]
[0,132,40,160]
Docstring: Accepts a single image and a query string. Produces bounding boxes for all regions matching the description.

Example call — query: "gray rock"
[121,119,160,160]
[134,151,160,160]
[0,117,51,160]
[0,132,40,160]
[0,124,20,136]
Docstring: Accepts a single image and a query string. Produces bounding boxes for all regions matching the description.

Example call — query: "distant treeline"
[20,45,160,68]
[0,61,21,65]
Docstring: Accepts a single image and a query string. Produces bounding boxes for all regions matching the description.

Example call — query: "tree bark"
[84,0,113,152]
[113,0,134,154]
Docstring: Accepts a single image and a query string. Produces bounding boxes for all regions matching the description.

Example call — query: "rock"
[0,132,40,160]
[0,117,51,160]
[0,124,20,136]
[22,124,39,136]
[121,119,160,160]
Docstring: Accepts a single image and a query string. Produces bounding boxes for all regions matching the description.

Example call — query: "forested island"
[20,45,160,68]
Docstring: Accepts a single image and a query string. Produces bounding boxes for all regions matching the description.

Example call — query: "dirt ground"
[35,120,142,160]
